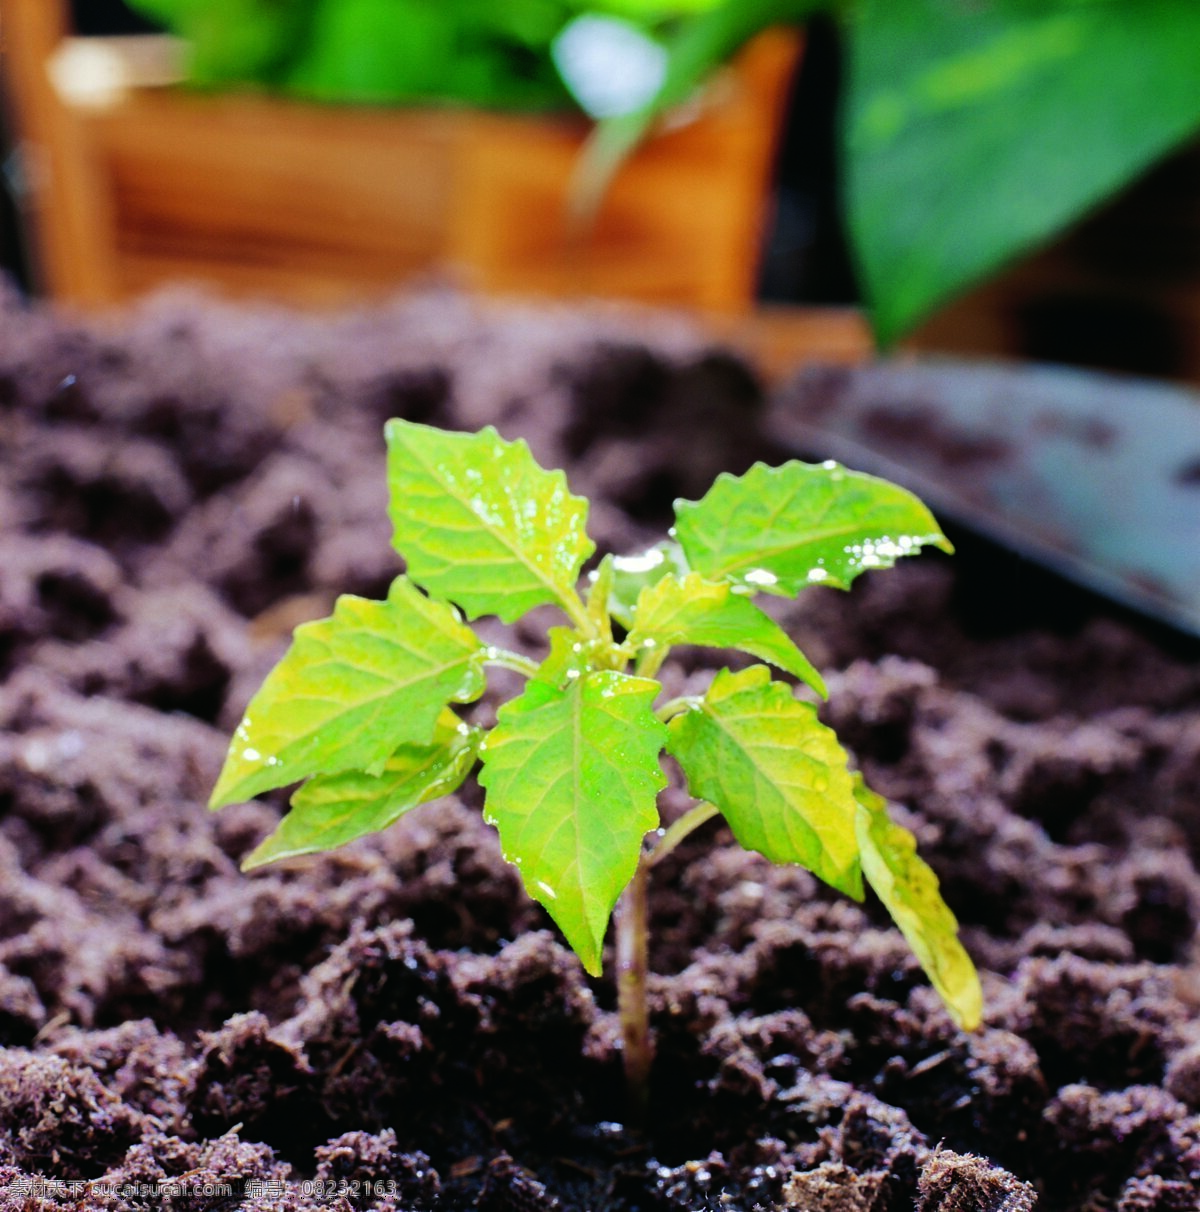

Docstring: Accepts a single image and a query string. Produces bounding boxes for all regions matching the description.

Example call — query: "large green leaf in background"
[847,0,1200,345]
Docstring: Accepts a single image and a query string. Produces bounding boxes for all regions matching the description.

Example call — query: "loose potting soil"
[0,284,1198,1210]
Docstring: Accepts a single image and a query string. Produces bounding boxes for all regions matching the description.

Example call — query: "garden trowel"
[768,358,1200,637]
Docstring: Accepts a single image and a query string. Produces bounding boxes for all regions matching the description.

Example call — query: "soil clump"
[0,285,1198,1209]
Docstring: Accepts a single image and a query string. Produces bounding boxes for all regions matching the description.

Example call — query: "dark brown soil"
[1,283,1199,1210]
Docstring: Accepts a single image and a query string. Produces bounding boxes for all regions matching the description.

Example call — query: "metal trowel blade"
[768,358,1200,637]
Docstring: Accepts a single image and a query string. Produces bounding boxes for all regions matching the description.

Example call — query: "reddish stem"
[615,856,652,1119]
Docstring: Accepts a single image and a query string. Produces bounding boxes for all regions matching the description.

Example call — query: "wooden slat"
[0,0,118,300]
[88,91,458,304]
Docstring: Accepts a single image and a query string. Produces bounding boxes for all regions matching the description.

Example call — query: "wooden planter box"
[0,0,800,312]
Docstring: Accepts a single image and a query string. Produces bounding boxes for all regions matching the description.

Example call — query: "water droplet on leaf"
[744,569,778,587]
[613,548,666,574]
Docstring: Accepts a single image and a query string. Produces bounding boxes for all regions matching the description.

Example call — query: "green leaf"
[536,627,592,687]
[596,0,724,19]
[606,540,691,630]
[628,572,826,696]
[477,671,667,975]
[854,776,982,1032]
[586,554,616,641]
[211,576,486,808]
[286,0,453,103]
[386,420,594,624]
[667,665,862,896]
[126,0,308,86]
[242,710,482,870]
[673,460,951,595]
[536,626,633,687]
[847,0,1200,345]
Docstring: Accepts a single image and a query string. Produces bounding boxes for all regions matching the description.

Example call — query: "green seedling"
[211,420,982,1104]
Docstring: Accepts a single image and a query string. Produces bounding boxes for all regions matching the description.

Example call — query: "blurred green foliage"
[127,0,714,108]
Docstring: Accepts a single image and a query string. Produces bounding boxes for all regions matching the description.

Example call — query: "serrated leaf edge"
[210,577,487,808]
[667,666,862,898]
[674,460,952,591]
[627,571,827,697]
[386,420,594,624]
[853,777,982,1032]
[240,716,483,871]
